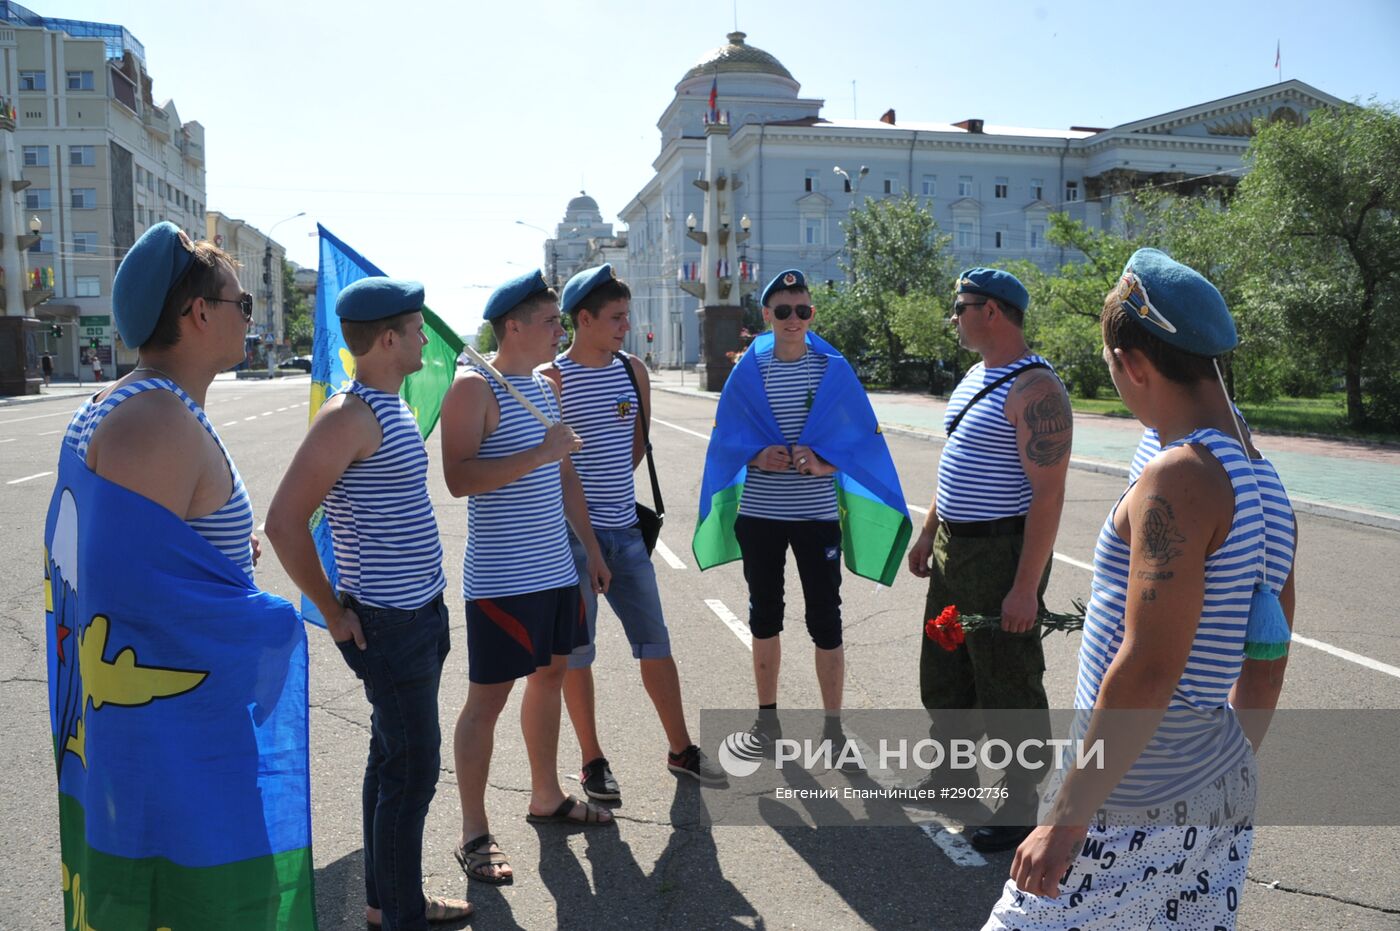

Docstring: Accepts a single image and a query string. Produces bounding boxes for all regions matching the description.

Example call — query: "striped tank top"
[462,370,578,600]
[323,382,445,609]
[738,347,838,521]
[1075,428,1272,806]
[1131,426,1296,592]
[64,377,255,579]
[555,354,638,531]
[935,354,1054,522]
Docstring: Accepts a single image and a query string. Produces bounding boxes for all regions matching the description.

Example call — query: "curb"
[656,383,1400,534]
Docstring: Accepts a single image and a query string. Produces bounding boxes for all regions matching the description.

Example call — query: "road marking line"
[223,421,238,427]
[0,408,82,426]
[654,539,687,570]
[276,407,288,412]
[0,437,13,443]
[906,503,1094,574]
[7,471,53,484]
[38,429,60,436]
[261,411,274,416]
[258,521,266,532]
[244,416,258,421]
[654,417,710,440]
[921,823,988,867]
[704,598,752,650]
[1291,634,1400,681]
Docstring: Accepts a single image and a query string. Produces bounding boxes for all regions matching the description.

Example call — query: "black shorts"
[465,585,585,684]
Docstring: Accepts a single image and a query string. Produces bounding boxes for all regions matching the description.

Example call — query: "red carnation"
[924,605,966,651]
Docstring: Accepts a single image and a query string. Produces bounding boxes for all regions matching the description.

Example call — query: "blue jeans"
[337,592,450,931]
[567,526,672,668]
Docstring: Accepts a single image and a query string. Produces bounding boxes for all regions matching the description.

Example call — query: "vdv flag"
[305,225,464,625]
[44,444,314,929]
[692,331,913,586]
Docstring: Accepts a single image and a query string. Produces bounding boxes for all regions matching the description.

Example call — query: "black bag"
[616,352,665,555]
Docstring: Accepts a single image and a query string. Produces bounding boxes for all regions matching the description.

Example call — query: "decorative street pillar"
[0,81,52,396]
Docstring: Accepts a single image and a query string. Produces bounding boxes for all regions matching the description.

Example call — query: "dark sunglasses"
[952,299,988,316]
[772,303,812,321]
[206,292,255,321]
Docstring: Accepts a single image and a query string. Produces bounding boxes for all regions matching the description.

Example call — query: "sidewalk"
[646,367,1400,531]
[0,371,299,408]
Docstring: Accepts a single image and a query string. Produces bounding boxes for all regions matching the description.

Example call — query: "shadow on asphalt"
[315,848,474,930]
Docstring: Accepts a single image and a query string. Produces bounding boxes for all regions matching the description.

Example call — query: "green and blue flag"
[44,443,315,929]
[692,331,912,586]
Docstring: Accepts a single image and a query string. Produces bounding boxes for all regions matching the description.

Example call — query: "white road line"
[921,823,988,867]
[0,437,13,443]
[223,421,238,427]
[7,471,53,484]
[0,408,81,426]
[276,407,288,412]
[654,538,687,570]
[244,416,258,421]
[257,521,266,532]
[704,598,752,650]
[1291,634,1400,681]
[905,503,1095,574]
[654,417,710,441]
[38,429,60,436]
[261,411,274,416]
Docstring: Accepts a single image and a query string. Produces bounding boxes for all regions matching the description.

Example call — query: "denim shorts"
[568,525,671,668]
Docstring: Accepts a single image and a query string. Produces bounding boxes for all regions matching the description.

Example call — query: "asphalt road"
[3,375,1399,930]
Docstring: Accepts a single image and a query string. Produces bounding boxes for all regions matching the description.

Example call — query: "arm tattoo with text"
[1141,494,1185,567]
[1019,380,1073,467]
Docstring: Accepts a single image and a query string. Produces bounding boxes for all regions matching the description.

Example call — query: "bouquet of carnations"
[924,602,1086,651]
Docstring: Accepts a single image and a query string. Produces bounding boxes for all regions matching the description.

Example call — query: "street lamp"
[833,164,869,192]
[515,219,558,289]
[264,211,305,375]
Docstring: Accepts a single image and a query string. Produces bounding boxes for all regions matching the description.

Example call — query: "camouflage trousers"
[919,522,1052,820]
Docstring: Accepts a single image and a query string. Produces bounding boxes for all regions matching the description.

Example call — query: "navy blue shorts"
[465,585,585,684]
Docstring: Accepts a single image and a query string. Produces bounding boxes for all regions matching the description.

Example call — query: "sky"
[36,0,1400,337]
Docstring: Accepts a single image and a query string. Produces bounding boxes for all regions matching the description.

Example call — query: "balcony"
[181,139,204,165]
[142,106,170,140]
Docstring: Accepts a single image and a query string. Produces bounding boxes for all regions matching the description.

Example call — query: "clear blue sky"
[41,0,1400,337]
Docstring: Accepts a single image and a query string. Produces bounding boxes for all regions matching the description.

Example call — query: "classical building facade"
[206,211,287,354]
[0,2,206,378]
[620,31,1344,366]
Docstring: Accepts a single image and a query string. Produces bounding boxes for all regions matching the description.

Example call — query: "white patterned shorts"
[982,756,1258,930]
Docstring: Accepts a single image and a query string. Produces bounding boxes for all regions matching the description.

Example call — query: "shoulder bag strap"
[615,352,664,518]
[945,361,1051,437]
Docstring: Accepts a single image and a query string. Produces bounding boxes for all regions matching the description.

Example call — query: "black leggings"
[734,515,843,649]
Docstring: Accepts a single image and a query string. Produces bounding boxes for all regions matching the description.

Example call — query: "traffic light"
[646,331,654,343]
[89,338,99,351]
[50,323,62,339]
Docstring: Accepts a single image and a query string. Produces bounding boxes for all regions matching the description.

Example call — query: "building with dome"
[620,30,1344,366]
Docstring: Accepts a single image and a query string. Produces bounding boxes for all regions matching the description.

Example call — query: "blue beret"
[335,276,424,321]
[761,268,808,306]
[112,221,198,347]
[1115,248,1236,356]
[560,264,621,315]
[483,269,550,321]
[956,267,1029,314]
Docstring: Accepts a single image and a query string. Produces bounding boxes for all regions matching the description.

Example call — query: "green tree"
[475,321,497,353]
[1230,101,1400,426]
[840,194,956,377]
[282,260,314,353]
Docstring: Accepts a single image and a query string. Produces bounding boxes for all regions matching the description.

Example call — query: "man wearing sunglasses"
[907,267,1072,853]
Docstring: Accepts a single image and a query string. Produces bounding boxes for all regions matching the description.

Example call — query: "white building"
[0,2,206,378]
[621,31,1344,366]
[206,211,287,356]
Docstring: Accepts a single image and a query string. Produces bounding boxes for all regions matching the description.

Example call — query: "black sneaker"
[578,757,620,801]
[969,824,1034,853]
[668,744,727,785]
[747,711,783,754]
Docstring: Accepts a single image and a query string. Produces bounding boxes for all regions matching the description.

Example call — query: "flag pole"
[460,344,552,426]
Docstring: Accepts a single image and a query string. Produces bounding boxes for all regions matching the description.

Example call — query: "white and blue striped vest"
[739,347,838,521]
[555,354,638,531]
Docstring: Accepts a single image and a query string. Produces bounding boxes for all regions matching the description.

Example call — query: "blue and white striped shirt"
[1075,428,1273,806]
[739,348,838,521]
[324,382,445,610]
[556,354,638,531]
[935,354,1054,522]
[65,377,255,579]
[462,370,578,600]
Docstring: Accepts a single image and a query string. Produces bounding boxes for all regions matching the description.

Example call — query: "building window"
[75,276,101,297]
[804,218,823,245]
[19,70,45,91]
[884,178,898,194]
[146,173,155,192]
[958,176,973,198]
[158,179,167,198]
[34,233,54,253]
[994,229,1005,249]
[72,232,99,254]
[25,188,51,210]
[22,145,48,167]
[72,188,97,209]
[1031,178,1044,201]
[70,145,96,167]
[921,175,936,197]
[957,222,975,249]
[1065,180,1080,202]
[804,170,819,193]
[137,205,145,224]
[994,177,1009,199]
[66,70,95,91]
[1029,222,1045,250]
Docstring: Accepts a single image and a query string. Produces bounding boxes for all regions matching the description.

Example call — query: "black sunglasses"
[206,292,255,321]
[952,299,989,316]
[772,303,812,321]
